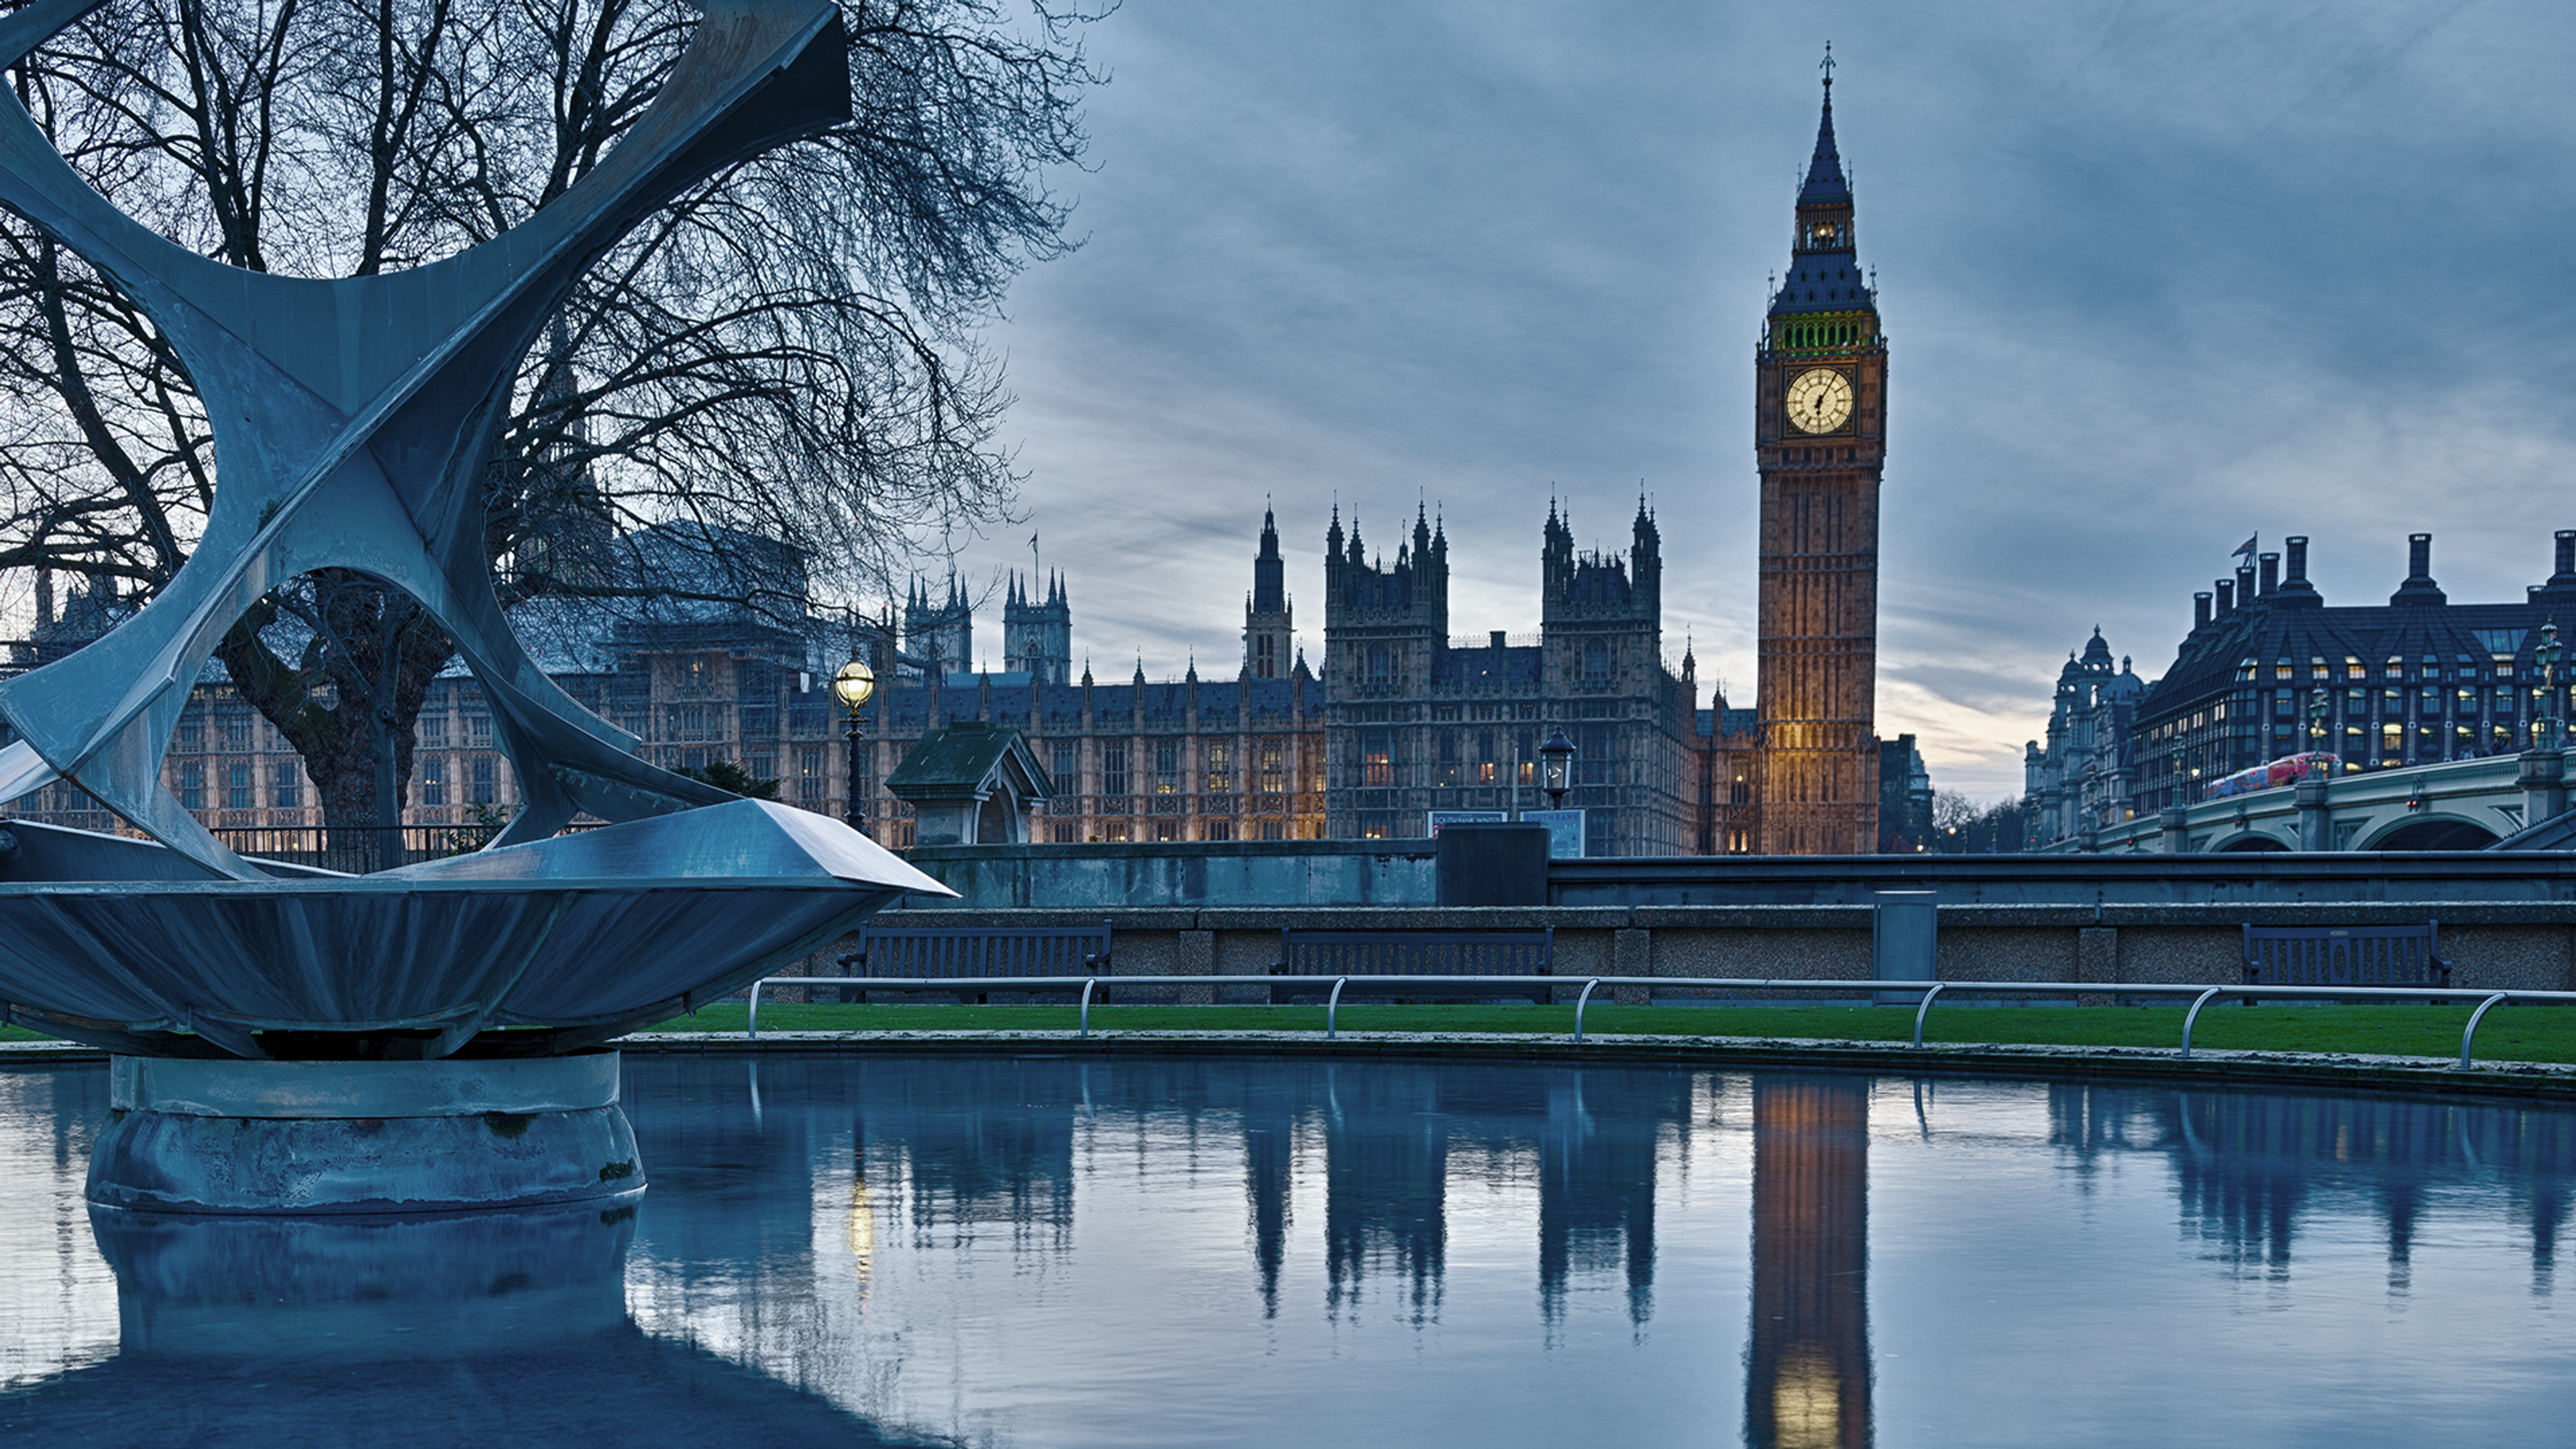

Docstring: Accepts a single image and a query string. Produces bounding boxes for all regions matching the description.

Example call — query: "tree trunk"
[215,574,454,871]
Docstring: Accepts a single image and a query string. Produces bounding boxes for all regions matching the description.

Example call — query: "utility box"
[1872,890,1937,1005]
[1435,822,1550,906]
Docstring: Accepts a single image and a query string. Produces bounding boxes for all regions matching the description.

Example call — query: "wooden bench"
[828,919,1112,1003]
[1267,927,1556,1005]
[2241,922,2451,992]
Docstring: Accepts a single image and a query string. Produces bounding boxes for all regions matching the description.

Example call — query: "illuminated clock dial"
[1784,367,1854,434]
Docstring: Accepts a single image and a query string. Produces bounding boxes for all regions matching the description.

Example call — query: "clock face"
[1785,367,1854,434]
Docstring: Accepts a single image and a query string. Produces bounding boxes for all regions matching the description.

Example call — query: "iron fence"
[212,822,503,873]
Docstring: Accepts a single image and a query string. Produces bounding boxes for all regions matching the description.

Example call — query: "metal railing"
[742,974,2576,1069]
[211,822,503,871]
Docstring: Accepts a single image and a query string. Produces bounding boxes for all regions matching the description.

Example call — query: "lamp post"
[2541,622,2565,751]
[833,656,875,833]
[2168,743,2187,810]
[2308,688,2328,774]
[1538,727,1575,811]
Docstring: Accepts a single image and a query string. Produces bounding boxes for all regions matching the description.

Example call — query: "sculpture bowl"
[0,799,947,1054]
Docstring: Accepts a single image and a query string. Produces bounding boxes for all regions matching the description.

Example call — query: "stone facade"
[2029,531,2576,847]
[2023,629,2148,846]
[1314,499,1705,856]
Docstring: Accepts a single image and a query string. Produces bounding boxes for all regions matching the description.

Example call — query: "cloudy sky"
[946,0,2576,799]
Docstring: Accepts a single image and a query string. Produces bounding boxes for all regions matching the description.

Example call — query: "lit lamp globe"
[831,658,876,714]
[1538,727,1576,809]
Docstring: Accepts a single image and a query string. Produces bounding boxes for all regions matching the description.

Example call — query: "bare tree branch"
[0,0,1097,845]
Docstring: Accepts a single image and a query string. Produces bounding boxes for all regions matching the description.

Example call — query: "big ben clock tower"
[1754,56,1885,855]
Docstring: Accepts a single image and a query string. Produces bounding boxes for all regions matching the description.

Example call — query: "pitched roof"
[884,720,1053,802]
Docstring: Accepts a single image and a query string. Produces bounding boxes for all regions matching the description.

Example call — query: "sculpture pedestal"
[88,1053,643,1214]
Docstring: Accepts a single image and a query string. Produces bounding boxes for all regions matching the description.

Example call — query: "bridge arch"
[2355,813,2502,851]
[2209,829,2293,853]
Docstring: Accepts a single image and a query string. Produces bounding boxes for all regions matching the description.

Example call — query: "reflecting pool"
[5,1053,2575,1446]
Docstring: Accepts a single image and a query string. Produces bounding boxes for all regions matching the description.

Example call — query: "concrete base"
[88,1053,643,1214]
[91,1197,636,1356]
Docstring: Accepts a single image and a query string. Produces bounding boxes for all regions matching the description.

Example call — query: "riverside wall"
[777,901,2576,1002]
[904,841,2576,912]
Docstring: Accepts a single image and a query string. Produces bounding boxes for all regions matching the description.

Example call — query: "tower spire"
[1801,46,1850,207]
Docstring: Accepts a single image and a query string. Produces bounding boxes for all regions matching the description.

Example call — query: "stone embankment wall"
[905,840,2576,912]
[766,903,2576,1002]
[906,840,1439,909]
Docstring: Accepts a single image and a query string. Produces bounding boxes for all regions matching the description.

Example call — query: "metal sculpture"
[0,0,845,878]
[0,0,950,1079]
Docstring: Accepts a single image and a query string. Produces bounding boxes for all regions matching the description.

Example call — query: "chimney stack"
[2258,552,2279,597]
[2537,530,2576,601]
[2215,580,2235,617]
[2391,531,2447,605]
[2271,535,2322,605]
[2194,592,2212,629]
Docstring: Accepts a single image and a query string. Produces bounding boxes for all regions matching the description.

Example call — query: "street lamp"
[2168,743,2187,810]
[2541,622,2565,751]
[2307,688,2328,774]
[833,656,875,833]
[1538,727,1576,810]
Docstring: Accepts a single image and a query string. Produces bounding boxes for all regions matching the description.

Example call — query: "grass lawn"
[639,1000,2576,1065]
[11,1003,2569,1064]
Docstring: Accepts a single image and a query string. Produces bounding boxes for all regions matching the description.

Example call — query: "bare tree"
[0,0,1093,848]
[1931,791,2029,855]
[1931,790,1981,836]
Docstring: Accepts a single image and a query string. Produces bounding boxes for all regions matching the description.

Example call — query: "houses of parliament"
[0,78,1929,859]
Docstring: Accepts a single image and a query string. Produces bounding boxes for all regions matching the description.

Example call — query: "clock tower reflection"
[1745,1075,1872,1449]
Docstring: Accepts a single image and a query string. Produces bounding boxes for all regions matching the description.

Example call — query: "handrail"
[1911,982,1949,1048]
[2180,987,2226,1059]
[737,973,2576,1066]
[2462,991,2511,1069]
[1572,979,1603,1042]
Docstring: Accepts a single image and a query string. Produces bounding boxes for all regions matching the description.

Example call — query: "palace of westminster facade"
[2,80,1931,859]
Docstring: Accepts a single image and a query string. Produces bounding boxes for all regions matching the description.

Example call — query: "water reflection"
[1322,1062,1448,1322]
[2043,1083,2576,1294]
[3,1056,2576,1448]
[1538,1070,1662,1330]
[1746,1077,1871,1449]
[2,1200,932,1446]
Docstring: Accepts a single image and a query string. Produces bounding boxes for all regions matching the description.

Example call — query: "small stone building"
[884,721,1052,846]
